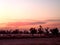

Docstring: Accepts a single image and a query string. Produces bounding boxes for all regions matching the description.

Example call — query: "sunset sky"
[0,0,60,30]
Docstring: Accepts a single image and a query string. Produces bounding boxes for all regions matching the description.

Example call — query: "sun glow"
[0,0,60,30]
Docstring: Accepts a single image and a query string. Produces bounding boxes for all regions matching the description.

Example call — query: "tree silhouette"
[38,25,44,34]
[6,30,12,34]
[50,28,59,36]
[0,25,60,38]
[24,30,29,34]
[45,27,49,34]
[19,31,23,34]
[12,29,19,34]
[0,30,6,34]
[29,27,37,36]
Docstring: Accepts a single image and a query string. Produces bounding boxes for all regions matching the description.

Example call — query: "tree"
[38,25,44,34]
[45,27,49,34]
[6,30,12,34]
[29,27,37,36]
[12,29,19,34]
[19,31,23,34]
[50,28,59,36]
[0,30,6,34]
[24,30,29,34]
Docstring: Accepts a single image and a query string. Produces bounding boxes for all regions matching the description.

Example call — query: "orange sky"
[0,0,60,30]
[0,20,60,30]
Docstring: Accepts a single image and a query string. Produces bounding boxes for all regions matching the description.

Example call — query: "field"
[0,38,60,45]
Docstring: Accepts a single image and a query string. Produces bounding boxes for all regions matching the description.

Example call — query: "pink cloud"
[6,21,46,26]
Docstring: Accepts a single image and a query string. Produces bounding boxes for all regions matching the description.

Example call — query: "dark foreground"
[0,38,60,45]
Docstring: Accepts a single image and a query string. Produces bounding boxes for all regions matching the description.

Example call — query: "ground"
[0,38,60,45]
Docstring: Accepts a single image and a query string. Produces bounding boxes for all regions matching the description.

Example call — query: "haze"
[0,0,60,30]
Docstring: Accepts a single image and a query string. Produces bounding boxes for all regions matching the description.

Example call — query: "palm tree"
[38,25,44,36]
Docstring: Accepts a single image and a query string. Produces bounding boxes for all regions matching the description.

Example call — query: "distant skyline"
[0,0,60,30]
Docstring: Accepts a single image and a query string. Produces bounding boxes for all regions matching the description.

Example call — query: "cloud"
[5,21,46,27]
[29,22,46,25]
[46,19,60,22]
